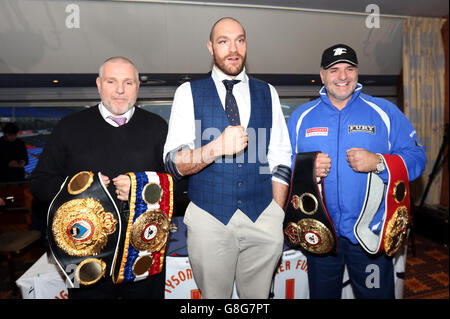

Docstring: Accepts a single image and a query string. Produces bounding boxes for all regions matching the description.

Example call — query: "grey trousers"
[183,200,284,299]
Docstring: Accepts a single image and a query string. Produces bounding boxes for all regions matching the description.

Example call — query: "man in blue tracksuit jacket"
[287,44,426,299]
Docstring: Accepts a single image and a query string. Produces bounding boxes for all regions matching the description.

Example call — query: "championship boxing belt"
[112,171,173,284]
[283,152,337,255]
[47,171,120,288]
[354,154,410,257]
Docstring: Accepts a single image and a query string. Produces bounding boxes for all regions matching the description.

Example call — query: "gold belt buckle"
[130,209,170,253]
[52,197,118,257]
[286,218,335,254]
[384,206,409,256]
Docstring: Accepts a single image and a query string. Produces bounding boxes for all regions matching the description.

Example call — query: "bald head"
[209,17,246,42]
[99,56,139,82]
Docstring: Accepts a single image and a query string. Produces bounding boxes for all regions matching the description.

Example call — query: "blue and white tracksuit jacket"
[287,84,427,244]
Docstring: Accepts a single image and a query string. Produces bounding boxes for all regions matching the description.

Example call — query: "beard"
[213,52,246,77]
[102,97,136,116]
[328,89,354,102]
[327,81,357,102]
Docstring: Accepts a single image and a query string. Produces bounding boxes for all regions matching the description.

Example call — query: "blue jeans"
[306,237,395,299]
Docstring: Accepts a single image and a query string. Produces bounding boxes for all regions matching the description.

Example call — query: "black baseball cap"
[321,44,358,69]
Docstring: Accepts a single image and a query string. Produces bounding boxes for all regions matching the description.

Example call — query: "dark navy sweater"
[30,106,167,204]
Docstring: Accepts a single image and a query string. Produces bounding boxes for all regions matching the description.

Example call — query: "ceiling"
[164,0,449,18]
[0,0,447,91]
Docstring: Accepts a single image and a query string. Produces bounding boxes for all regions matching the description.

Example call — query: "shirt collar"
[98,103,135,125]
[211,65,248,85]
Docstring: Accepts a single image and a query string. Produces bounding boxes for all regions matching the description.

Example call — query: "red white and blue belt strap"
[112,171,173,283]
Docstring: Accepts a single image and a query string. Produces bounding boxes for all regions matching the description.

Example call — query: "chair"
[0,230,41,296]
[1,183,42,296]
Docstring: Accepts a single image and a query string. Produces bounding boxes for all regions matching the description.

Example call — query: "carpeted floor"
[403,235,449,299]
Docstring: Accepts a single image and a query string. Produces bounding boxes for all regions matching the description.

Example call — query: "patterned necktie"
[108,115,127,126]
[222,79,241,126]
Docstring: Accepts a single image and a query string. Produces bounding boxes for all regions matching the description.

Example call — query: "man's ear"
[96,77,101,94]
[207,40,214,56]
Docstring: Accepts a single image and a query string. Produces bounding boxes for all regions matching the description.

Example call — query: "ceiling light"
[179,75,192,83]
[139,75,166,85]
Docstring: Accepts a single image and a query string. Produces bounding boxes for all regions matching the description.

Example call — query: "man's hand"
[273,180,289,209]
[8,160,20,168]
[113,174,131,201]
[176,125,248,177]
[346,148,379,172]
[215,125,248,156]
[100,173,110,186]
[315,152,331,178]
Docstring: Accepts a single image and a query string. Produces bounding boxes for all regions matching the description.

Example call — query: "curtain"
[403,17,446,205]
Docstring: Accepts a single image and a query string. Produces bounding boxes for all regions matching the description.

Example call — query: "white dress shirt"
[163,66,292,185]
[98,103,135,127]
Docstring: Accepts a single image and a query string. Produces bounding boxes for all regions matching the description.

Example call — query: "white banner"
[16,253,68,299]
[164,256,202,299]
[272,249,309,299]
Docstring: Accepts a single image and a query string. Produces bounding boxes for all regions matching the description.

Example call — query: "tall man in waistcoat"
[164,17,292,298]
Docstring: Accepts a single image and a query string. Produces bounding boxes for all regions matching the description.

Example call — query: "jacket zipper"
[336,111,342,237]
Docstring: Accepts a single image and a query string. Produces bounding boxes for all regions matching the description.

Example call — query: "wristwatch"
[374,153,385,174]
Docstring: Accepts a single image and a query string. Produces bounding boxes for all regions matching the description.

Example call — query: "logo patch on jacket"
[306,127,328,137]
[348,125,375,134]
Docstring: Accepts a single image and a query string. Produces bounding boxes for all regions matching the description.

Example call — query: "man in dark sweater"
[30,57,168,299]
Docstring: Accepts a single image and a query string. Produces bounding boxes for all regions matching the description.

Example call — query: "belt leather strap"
[283,152,337,255]
[112,172,173,284]
[354,154,410,256]
[47,171,120,288]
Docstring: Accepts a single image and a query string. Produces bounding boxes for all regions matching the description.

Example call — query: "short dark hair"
[2,122,20,134]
